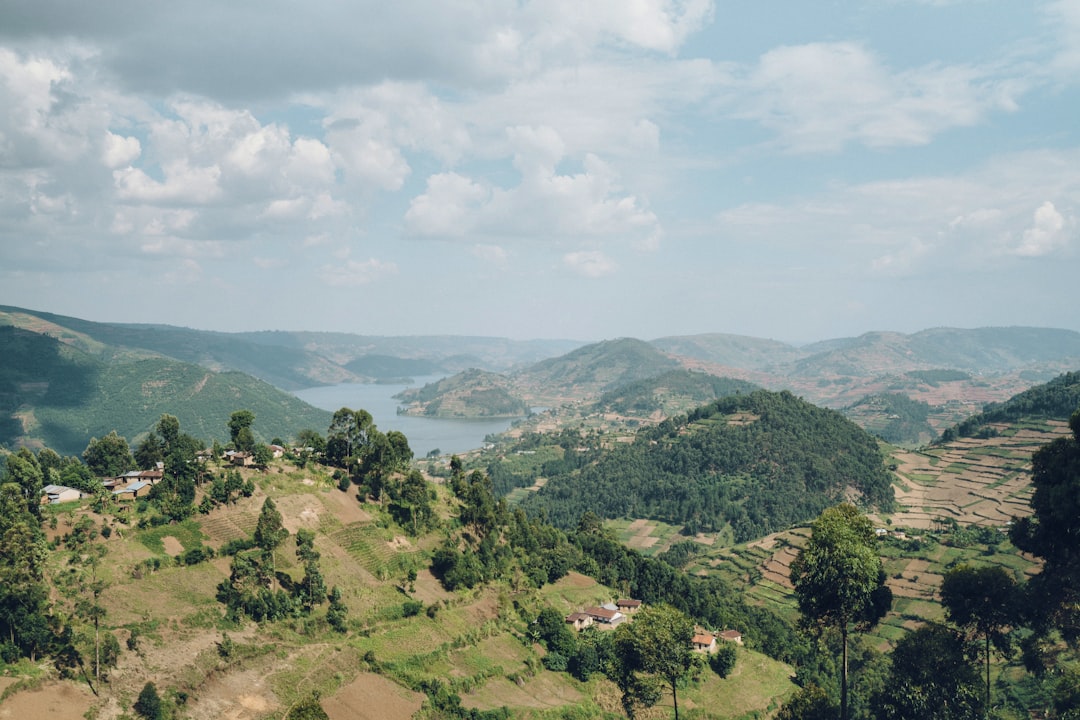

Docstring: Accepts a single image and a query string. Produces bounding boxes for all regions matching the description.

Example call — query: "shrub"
[134,681,163,719]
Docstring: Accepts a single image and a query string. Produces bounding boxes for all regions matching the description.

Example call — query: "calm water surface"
[293,376,521,457]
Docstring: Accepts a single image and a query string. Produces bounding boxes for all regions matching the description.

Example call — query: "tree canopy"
[791,503,891,720]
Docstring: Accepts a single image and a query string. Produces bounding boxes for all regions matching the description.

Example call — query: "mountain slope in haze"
[0,305,354,390]
[939,370,1080,441]
[0,306,586,391]
[794,327,1080,377]
[514,337,683,400]
[0,324,331,455]
[650,333,802,371]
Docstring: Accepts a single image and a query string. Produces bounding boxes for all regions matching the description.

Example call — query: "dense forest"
[519,389,895,540]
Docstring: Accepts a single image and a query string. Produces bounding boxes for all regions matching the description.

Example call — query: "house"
[231,452,255,467]
[112,480,152,501]
[616,599,642,613]
[583,606,626,626]
[269,444,285,458]
[718,629,744,645]
[41,484,82,504]
[692,633,718,654]
[565,612,594,631]
[115,469,164,485]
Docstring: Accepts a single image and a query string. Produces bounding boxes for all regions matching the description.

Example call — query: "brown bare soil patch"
[183,667,280,720]
[320,488,374,525]
[409,568,454,605]
[0,681,94,720]
[559,571,599,589]
[322,672,423,720]
[161,535,184,556]
[461,672,585,711]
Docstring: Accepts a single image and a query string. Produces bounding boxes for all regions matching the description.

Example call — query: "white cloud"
[733,42,1016,152]
[113,162,222,204]
[320,258,399,287]
[102,132,141,168]
[871,237,931,274]
[406,139,660,250]
[563,250,616,277]
[1013,201,1069,256]
[471,244,508,264]
[404,172,489,237]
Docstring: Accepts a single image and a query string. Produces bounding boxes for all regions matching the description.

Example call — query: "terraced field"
[885,419,1071,529]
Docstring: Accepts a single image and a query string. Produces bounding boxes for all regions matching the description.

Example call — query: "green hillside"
[519,389,895,540]
[940,370,1080,441]
[515,337,682,400]
[592,369,758,416]
[650,332,802,370]
[842,392,935,446]
[0,325,331,455]
[395,369,528,418]
[0,305,352,390]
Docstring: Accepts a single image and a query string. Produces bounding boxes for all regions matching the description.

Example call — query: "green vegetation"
[515,337,682,400]
[905,368,972,384]
[843,392,934,445]
[592,369,758,417]
[940,370,1080,442]
[520,389,895,540]
[0,325,331,455]
[395,369,529,418]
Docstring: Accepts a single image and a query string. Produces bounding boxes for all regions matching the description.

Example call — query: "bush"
[710,643,737,678]
[134,681,163,719]
[542,652,568,672]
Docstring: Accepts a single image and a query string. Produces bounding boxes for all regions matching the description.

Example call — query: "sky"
[1,1,1077,345]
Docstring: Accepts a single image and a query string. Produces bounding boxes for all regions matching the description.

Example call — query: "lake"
[293,376,522,457]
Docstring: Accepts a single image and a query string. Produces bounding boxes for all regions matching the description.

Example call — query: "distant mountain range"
[3,304,1080,453]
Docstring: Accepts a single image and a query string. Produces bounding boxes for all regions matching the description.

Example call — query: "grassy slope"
[23,462,795,720]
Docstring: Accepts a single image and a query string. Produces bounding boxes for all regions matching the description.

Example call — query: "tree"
[611,604,697,720]
[940,564,1018,710]
[82,431,134,477]
[0,482,50,660]
[326,586,348,633]
[2,451,44,518]
[871,623,982,720]
[777,683,837,720]
[709,641,737,678]
[134,681,163,719]
[790,503,891,720]
[229,410,256,452]
[1011,410,1080,641]
[254,497,288,587]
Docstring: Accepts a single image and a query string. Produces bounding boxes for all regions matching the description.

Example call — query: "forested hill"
[940,370,1080,441]
[520,389,895,542]
[591,370,759,416]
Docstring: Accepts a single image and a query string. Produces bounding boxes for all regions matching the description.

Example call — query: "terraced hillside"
[885,419,1072,528]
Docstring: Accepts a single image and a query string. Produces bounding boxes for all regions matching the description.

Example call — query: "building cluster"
[562,598,742,654]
